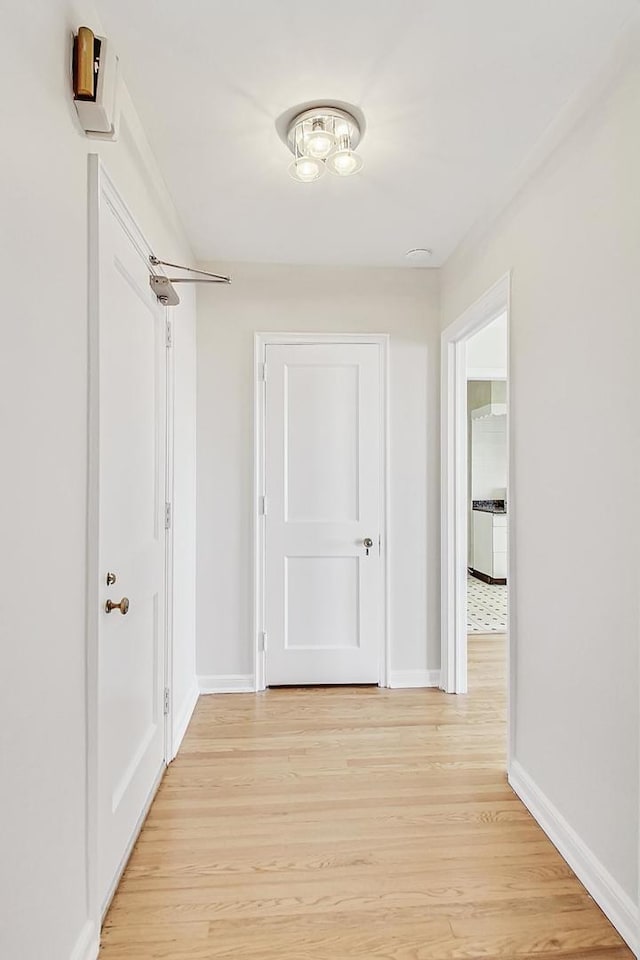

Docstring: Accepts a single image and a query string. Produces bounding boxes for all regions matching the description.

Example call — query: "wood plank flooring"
[100,636,632,959]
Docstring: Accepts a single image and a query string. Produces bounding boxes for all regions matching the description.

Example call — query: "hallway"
[99,638,631,959]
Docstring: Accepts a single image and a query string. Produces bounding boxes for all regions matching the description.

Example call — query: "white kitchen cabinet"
[473,512,493,576]
[493,550,507,579]
[472,511,507,582]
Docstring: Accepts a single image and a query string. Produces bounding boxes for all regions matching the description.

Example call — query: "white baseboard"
[509,759,638,954]
[388,669,441,689]
[171,679,200,759]
[199,674,255,694]
[70,919,99,960]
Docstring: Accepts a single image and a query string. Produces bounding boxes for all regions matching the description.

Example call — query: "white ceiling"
[97,0,637,267]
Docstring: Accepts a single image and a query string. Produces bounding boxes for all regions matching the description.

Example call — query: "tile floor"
[467,573,508,633]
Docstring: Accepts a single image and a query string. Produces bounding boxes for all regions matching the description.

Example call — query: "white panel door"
[98,197,166,909]
[265,343,382,685]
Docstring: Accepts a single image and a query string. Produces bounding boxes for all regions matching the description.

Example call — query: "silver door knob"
[363,537,374,556]
[105,597,129,615]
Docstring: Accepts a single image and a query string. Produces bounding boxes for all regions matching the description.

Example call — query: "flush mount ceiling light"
[286,105,364,183]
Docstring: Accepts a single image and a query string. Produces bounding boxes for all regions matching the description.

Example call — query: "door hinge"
[163,687,171,716]
[165,502,172,529]
[166,320,173,348]
[260,495,268,516]
[259,361,267,382]
[259,631,268,652]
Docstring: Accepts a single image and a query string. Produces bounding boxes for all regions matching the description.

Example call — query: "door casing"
[254,333,390,691]
[86,155,175,931]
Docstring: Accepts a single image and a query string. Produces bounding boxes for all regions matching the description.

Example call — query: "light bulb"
[288,156,325,183]
[306,132,334,158]
[303,118,336,159]
[326,149,363,177]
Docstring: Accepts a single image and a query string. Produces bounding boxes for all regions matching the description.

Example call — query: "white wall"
[466,311,508,378]
[0,3,197,958]
[441,27,640,913]
[196,264,440,684]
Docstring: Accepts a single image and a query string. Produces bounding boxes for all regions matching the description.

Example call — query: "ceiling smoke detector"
[405,248,433,265]
[284,104,365,183]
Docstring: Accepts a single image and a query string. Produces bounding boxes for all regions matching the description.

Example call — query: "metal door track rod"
[149,255,231,284]
[149,255,231,306]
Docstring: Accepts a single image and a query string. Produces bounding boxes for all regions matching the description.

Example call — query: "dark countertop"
[472,499,507,514]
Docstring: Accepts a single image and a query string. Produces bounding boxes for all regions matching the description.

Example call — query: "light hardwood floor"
[100,636,632,959]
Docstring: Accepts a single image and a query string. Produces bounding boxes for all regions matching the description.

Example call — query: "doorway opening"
[466,314,508,697]
[440,274,513,758]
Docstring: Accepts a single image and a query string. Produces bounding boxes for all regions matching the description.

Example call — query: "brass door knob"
[105,597,130,615]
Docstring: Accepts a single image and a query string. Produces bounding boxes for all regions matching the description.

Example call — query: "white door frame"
[440,273,512,737]
[86,154,175,929]
[254,332,390,691]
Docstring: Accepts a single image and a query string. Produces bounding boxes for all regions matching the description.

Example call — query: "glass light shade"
[305,128,336,159]
[326,148,364,177]
[288,156,325,183]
